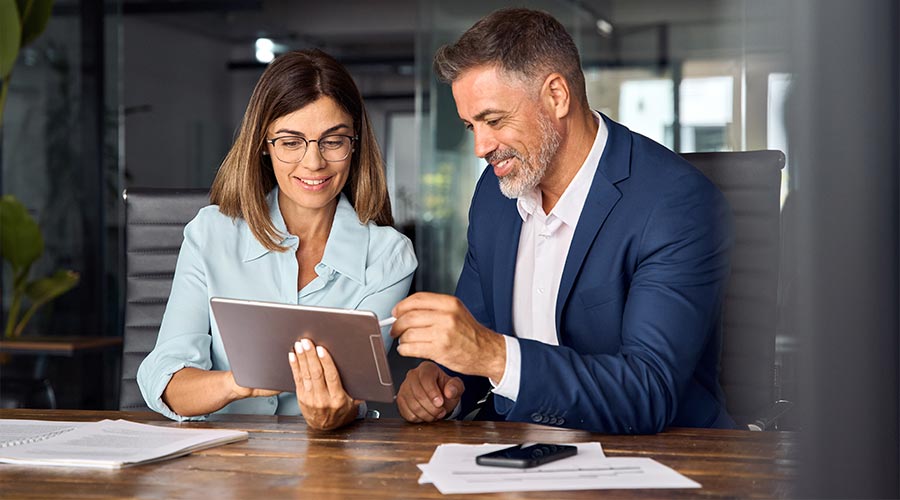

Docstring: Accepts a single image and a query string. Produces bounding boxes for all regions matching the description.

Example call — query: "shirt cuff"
[447,400,462,420]
[489,336,521,402]
[141,361,208,422]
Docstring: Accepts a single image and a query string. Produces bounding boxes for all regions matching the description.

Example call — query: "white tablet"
[210,297,395,403]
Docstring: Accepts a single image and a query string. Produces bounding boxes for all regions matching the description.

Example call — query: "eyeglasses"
[266,134,357,163]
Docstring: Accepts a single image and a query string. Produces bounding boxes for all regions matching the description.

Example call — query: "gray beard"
[497,114,561,199]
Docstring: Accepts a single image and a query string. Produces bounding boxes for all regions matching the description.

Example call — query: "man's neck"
[540,109,599,214]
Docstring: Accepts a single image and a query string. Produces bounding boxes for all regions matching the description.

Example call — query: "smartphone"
[475,443,578,468]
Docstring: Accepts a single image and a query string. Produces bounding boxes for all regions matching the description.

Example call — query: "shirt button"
[538,287,544,294]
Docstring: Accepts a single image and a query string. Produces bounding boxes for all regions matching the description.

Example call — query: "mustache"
[485,148,521,166]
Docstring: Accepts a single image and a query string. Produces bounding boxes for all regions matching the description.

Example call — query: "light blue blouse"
[137,189,417,421]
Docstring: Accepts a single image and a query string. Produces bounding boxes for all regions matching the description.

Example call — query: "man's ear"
[542,73,571,120]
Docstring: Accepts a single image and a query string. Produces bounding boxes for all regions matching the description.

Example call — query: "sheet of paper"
[0,419,89,447]
[418,442,605,484]
[0,419,248,468]
[417,442,700,494]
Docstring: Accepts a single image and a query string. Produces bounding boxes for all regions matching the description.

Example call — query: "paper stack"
[0,419,248,469]
[417,442,700,495]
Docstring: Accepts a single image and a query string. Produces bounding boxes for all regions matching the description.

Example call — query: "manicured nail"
[301,339,311,351]
[294,341,303,352]
[316,346,325,358]
[288,352,296,362]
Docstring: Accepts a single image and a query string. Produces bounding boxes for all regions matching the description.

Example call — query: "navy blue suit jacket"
[453,115,735,433]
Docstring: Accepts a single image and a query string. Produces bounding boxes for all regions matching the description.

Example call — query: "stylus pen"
[378,316,396,328]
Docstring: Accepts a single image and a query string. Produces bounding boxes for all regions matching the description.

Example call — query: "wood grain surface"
[0,409,796,499]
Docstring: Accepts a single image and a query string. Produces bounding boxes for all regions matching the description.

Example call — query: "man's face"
[451,65,561,199]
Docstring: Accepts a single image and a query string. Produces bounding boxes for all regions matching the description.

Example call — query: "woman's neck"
[278,190,338,244]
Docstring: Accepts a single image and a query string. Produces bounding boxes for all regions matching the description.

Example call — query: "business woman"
[137,50,417,430]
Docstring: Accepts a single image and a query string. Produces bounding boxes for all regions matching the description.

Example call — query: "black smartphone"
[475,443,578,468]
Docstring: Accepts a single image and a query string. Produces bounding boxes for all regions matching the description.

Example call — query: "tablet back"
[210,297,395,403]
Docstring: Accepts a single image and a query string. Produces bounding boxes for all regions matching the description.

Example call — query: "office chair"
[120,188,209,411]
[682,150,790,430]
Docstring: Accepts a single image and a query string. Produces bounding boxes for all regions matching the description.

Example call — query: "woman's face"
[266,96,355,215]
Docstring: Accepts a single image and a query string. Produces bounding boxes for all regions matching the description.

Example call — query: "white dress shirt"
[490,112,608,401]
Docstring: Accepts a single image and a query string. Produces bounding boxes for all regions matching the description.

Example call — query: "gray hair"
[433,8,587,104]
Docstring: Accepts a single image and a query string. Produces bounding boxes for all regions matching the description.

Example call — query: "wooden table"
[0,409,796,499]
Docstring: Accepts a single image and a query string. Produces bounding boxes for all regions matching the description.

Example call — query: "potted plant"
[1,0,77,339]
[1,0,55,122]
[1,195,78,338]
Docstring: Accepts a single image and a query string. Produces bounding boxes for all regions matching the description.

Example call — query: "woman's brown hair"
[210,49,393,252]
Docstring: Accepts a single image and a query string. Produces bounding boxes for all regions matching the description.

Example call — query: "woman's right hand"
[163,367,280,417]
[227,371,281,400]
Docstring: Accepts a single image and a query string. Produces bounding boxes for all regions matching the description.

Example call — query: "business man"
[391,8,734,434]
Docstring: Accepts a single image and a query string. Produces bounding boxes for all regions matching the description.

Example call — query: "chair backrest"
[681,150,785,422]
[121,188,210,411]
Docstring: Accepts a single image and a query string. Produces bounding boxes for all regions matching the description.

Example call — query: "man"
[390,8,734,434]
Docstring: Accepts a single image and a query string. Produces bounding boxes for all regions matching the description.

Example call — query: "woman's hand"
[227,371,281,400]
[289,339,362,431]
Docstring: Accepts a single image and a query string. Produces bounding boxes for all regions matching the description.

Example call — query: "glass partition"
[414,0,792,293]
[2,1,123,340]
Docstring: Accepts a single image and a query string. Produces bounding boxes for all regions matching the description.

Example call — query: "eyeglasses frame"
[265,134,358,163]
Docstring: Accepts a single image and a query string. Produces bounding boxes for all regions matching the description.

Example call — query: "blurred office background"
[1,0,896,496]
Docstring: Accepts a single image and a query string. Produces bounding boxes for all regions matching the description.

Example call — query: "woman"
[137,50,417,430]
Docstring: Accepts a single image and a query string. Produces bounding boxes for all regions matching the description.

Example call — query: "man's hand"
[390,292,506,381]
[397,361,464,423]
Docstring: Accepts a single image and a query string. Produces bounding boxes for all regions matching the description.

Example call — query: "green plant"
[1,0,54,124]
[1,195,78,338]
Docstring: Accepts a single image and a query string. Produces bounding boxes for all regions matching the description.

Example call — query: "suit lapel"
[555,115,632,337]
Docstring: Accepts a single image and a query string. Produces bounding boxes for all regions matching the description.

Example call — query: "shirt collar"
[320,194,368,285]
[516,111,608,227]
[242,187,290,262]
[241,188,368,285]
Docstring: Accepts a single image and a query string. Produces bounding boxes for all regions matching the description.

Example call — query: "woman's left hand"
[289,339,362,430]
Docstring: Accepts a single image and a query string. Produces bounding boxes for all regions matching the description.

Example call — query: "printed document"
[418,442,700,494]
[0,419,247,469]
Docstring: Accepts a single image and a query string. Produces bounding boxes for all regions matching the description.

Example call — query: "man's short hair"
[433,8,587,104]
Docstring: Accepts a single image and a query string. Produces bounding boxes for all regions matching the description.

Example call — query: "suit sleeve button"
[531,413,542,423]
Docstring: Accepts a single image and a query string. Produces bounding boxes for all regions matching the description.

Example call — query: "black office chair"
[682,150,790,430]
[120,188,209,411]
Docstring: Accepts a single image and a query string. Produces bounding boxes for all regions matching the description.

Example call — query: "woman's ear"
[542,73,571,120]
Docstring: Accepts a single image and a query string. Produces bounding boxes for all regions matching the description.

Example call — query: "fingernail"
[447,387,457,398]
[301,339,311,351]
[294,341,303,352]
[288,352,296,362]
[432,396,443,406]
[438,410,446,419]
[316,346,325,358]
